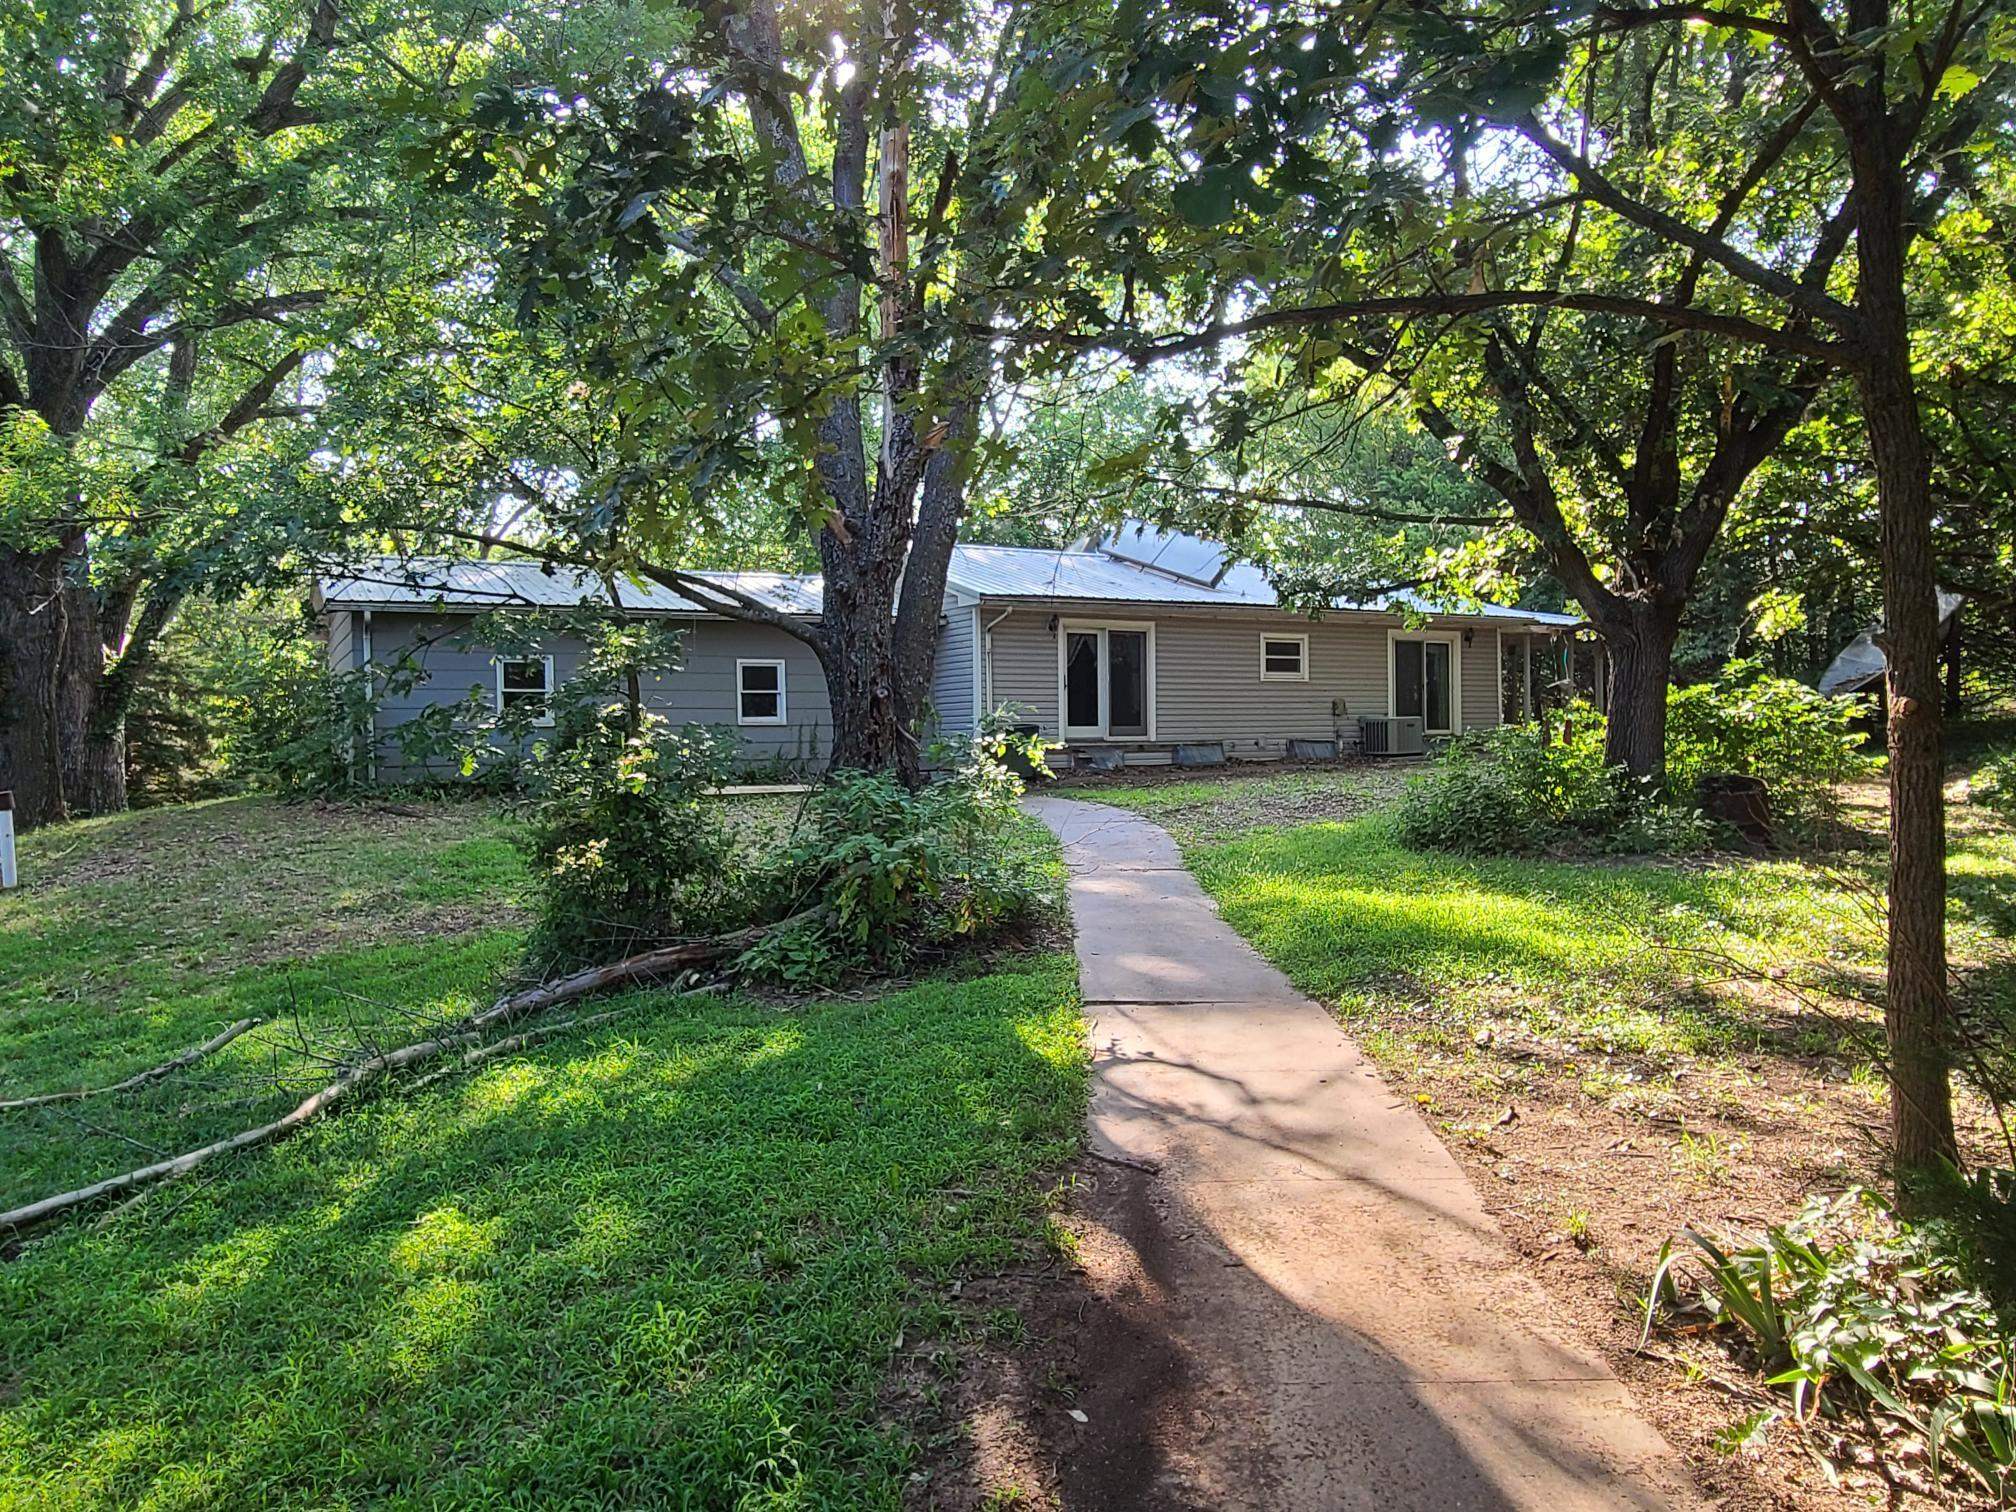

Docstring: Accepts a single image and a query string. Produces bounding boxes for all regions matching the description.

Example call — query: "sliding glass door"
[1106,631,1147,737]
[1061,624,1154,740]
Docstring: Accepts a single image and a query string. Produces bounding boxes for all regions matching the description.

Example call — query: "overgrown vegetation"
[0,798,1086,1505]
[1647,1188,2016,1498]
[1396,713,1712,857]
[1664,663,1874,834]
[522,712,748,970]
[511,625,1058,983]
[1398,673,1871,856]
[738,744,1059,988]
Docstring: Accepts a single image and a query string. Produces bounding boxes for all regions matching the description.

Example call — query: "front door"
[1393,637,1456,735]
[1061,625,1153,740]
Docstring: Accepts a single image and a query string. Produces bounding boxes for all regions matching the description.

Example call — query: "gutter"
[980,606,1015,716]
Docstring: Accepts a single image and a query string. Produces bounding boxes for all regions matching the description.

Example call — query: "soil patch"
[909,1156,1254,1512]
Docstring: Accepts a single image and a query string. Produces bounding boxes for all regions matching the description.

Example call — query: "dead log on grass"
[0,1018,266,1112]
[0,914,805,1235]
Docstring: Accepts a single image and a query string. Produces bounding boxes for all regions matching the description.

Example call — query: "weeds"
[1645,1189,2016,1498]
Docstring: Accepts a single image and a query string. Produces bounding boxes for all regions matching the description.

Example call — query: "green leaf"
[1172,167,1242,227]
[1935,63,1982,99]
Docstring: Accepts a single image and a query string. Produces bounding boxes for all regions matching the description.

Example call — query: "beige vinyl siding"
[362,612,829,778]
[982,606,1507,753]
[1461,630,1499,733]
[985,611,1059,730]
[927,605,979,738]
[1153,618,1383,753]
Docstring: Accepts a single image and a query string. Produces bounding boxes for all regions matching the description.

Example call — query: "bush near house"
[1397,713,1712,856]
[1398,669,1871,856]
[511,617,1058,982]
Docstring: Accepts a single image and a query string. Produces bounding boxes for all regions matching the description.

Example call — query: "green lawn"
[1092,769,2014,1069]
[0,796,1084,1508]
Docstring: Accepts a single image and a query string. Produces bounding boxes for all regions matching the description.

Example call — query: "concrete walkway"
[1025,796,1697,1511]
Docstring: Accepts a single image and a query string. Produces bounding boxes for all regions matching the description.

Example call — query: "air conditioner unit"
[1360,715,1426,756]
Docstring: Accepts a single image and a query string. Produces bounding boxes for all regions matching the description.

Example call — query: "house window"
[737,659,787,725]
[1391,636,1456,735]
[495,655,555,726]
[1260,634,1309,682]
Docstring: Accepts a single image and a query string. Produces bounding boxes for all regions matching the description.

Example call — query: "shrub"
[737,736,1056,987]
[515,618,751,969]
[1666,661,1872,832]
[1647,1187,2016,1496]
[521,715,746,970]
[1399,665,1870,857]
[1396,707,1705,856]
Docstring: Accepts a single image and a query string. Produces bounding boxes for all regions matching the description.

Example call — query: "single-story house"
[312,522,1581,777]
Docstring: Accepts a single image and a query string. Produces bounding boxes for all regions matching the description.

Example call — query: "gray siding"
[983,607,1506,755]
[927,605,979,738]
[362,612,829,779]
[326,610,355,674]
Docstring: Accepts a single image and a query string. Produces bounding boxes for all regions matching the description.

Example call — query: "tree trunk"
[1943,617,1962,717]
[55,576,127,817]
[1853,147,1958,1189]
[824,622,918,782]
[1598,603,1680,782]
[816,516,924,784]
[0,546,70,828]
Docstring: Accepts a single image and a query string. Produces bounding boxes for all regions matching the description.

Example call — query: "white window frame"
[736,658,788,726]
[1056,620,1157,741]
[1386,630,1462,736]
[494,653,556,728]
[1259,632,1310,682]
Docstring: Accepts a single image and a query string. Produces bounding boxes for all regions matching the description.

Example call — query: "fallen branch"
[1,914,809,1235]
[0,1018,265,1112]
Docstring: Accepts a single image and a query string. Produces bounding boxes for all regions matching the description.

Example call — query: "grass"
[0,795,1085,1508]
[1091,767,2014,1073]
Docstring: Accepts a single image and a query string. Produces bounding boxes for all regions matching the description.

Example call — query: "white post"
[0,791,16,890]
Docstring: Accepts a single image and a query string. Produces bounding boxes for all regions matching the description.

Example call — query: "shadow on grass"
[1187,815,1897,1061]
[0,932,527,1202]
[0,956,1086,1509]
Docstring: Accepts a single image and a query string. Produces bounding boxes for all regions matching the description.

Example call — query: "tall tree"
[0,0,441,827]
[416,0,1274,781]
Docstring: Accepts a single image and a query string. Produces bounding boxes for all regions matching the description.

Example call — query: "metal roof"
[945,540,1580,628]
[1818,588,1963,695]
[315,529,1581,631]
[316,558,822,617]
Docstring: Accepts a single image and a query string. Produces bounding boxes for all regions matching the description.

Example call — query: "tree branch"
[1142,475,1511,528]
[1517,118,1858,333]
[992,291,1848,364]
